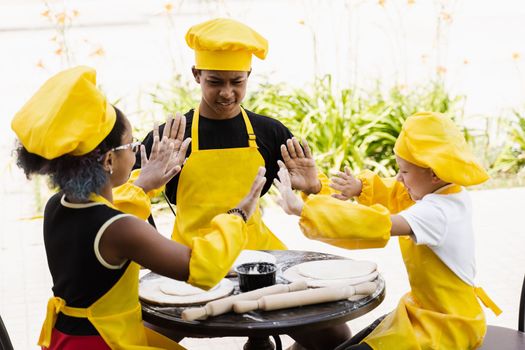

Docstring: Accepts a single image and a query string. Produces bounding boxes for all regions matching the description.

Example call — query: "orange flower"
[90,46,105,57]
[55,12,67,25]
[54,47,63,56]
[36,59,45,69]
[512,52,521,61]
[436,66,447,75]
[440,12,453,24]
[41,10,51,18]
[378,0,386,6]
[164,2,173,13]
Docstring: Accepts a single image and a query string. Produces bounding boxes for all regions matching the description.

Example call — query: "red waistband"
[42,328,110,350]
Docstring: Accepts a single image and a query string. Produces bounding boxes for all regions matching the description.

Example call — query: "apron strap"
[191,106,257,152]
[240,107,258,148]
[38,297,90,347]
[474,286,502,316]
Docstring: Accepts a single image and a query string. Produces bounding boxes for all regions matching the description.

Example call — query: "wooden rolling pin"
[182,280,308,321]
[232,281,377,314]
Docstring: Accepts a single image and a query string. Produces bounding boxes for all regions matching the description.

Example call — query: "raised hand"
[273,160,304,216]
[280,137,321,194]
[160,112,188,172]
[134,113,191,193]
[329,166,362,201]
[234,167,267,220]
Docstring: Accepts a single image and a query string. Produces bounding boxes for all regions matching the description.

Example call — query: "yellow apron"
[363,185,501,350]
[173,106,286,250]
[38,195,184,350]
[38,261,184,350]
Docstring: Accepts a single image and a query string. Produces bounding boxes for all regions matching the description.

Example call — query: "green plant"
[491,109,525,174]
[245,75,465,176]
[150,74,200,115]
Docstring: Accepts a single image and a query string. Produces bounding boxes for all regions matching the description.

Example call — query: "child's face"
[193,69,249,119]
[395,156,442,201]
[111,118,137,187]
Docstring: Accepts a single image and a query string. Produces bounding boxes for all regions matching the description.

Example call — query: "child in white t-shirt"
[274,112,501,350]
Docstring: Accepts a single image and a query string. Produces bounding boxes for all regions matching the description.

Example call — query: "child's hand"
[329,166,362,201]
[135,113,190,193]
[280,137,321,194]
[273,160,304,216]
[234,167,267,220]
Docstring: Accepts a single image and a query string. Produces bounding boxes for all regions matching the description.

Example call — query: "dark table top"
[140,250,385,337]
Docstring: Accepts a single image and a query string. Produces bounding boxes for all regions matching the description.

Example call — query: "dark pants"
[288,322,351,350]
[334,314,387,350]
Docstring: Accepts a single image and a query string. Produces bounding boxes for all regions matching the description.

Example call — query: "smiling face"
[193,68,249,119]
[395,155,448,201]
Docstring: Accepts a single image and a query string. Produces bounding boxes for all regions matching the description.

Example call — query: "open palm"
[280,137,320,194]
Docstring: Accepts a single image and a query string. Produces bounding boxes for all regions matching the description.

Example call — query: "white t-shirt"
[398,186,476,286]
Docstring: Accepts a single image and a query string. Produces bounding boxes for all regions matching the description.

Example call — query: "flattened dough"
[160,280,216,296]
[282,259,379,288]
[139,276,234,306]
[296,260,376,280]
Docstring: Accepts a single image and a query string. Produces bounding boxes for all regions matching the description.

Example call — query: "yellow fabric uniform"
[174,107,286,261]
[39,262,184,350]
[39,191,248,349]
[299,171,500,350]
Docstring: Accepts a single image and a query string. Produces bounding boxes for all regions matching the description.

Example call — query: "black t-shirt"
[43,193,130,335]
[135,108,293,204]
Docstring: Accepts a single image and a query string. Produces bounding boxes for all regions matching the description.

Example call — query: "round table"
[141,250,386,350]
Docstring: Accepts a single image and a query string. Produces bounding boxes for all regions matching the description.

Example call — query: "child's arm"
[273,163,414,249]
[112,169,161,220]
[112,114,190,220]
[102,168,267,290]
[331,169,414,214]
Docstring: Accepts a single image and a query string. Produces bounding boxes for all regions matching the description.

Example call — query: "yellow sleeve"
[299,195,392,249]
[300,172,332,201]
[187,214,248,290]
[112,169,166,220]
[357,170,414,214]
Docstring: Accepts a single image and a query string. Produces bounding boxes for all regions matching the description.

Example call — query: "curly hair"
[15,106,127,201]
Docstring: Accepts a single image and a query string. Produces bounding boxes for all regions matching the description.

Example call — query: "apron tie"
[38,296,90,347]
[38,297,65,347]
[474,286,502,316]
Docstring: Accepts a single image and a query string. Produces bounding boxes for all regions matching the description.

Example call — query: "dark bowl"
[235,262,277,292]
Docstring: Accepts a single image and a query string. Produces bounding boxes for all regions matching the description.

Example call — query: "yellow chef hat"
[394,112,489,186]
[185,18,268,71]
[11,66,116,160]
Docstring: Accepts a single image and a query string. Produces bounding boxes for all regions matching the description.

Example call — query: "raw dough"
[139,276,234,306]
[160,280,216,296]
[282,259,379,288]
[296,260,376,280]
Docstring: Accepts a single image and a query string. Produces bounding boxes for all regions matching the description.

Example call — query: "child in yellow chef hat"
[120,19,346,350]
[130,18,323,252]
[12,66,267,350]
[274,112,501,350]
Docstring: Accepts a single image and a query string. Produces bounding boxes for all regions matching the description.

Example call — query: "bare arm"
[390,215,413,236]
[100,167,267,284]
[100,216,191,280]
